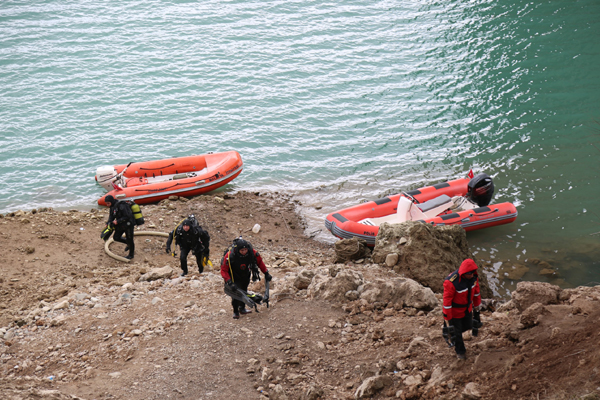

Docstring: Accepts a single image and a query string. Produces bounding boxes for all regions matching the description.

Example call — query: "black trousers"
[231,279,250,312]
[180,246,204,274]
[450,311,473,355]
[113,225,135,257]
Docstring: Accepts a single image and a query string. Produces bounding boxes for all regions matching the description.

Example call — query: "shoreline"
[0,189,593,297]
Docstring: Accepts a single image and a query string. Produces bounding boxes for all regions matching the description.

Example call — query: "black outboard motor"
[467,173,494,207]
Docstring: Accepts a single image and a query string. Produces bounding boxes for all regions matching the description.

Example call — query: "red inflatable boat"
[325,172,517,246]
[95,151,243,206]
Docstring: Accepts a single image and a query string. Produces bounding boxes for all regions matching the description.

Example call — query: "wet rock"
[498,263,529,281]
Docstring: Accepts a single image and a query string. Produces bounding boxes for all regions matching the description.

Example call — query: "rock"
[108,371,122,378]
[307,270,364,302]
[294,269,316,290]
[50,315,66,326]
[270,384,289,400]
[406,337,431,354]
[139,266,174,282]
[384,253,398,267]
[424,366,446,390]
[359,278,438,310]
[539,268,558,277]
[403,374,423,387]
[512,282,561,312]
[498,263,529,281]
[151,297,164,305]
[371,221,491,296]
[345,290,359,301]
[53,300,70,310]
[334,237,371,263]
[355,375,393,399]
[520,302,551,328]
[303,383,324,400]
[462,382,482,399]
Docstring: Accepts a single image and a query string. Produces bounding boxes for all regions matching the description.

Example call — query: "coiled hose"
[105,231,170,263]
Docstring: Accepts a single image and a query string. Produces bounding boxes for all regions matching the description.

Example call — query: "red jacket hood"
[458,258,478,276]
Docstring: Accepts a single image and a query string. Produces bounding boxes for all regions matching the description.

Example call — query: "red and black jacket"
[220,248,268,285]
[443,259,481,321]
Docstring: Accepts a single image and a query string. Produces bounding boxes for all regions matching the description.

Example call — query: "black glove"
[264,272,272,282]
[226,279,237,290]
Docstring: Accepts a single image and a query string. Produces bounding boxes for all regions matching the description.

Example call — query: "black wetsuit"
[107,201,135,258]
[166,223,210,275]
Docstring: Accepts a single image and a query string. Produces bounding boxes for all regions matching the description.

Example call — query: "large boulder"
[307,269,364,302]
[371,221,491,296]
[512,281,562,312]
[359,278,438,310]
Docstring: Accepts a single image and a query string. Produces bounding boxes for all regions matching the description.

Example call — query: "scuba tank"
[126,201,145,225]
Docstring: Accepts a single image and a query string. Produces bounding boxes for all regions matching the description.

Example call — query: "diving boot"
[239,308,252,315]
[233,311,240,320]
[125,254,134,260]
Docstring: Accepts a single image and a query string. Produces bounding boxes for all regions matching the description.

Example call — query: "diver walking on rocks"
[104,195,135,259]
[220,238,272,319]
[166,215,210,276]
[442,258,482,359]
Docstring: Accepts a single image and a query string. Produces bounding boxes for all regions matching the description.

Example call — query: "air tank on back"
[467,173,494,207]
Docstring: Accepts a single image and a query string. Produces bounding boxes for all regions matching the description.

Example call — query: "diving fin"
[101,225,114,241]
[264,280,270,308]
[224,284,257,311]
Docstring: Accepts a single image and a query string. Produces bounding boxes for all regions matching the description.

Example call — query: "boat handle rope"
[138,163,176,171]
[134,181,200,192]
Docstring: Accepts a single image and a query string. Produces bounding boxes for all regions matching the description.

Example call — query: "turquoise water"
[1,0,599,294]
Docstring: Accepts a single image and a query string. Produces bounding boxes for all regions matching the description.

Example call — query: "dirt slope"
[0,192,599,400]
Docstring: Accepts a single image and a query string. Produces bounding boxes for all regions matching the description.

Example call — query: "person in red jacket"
[220,238,272,319]
[443,258,481,359]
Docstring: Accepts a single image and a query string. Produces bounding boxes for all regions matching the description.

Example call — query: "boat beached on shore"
[325,172,517,246]
[95,151,243,206]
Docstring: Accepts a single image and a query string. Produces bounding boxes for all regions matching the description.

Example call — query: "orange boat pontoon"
[95,151,243,206]
[325,172,517,246]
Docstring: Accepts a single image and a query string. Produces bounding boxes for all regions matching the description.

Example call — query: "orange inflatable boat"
[325,172,517,246]
[95,151,243,206]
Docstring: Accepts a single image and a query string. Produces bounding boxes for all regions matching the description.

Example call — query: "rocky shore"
[1,192,599,400]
